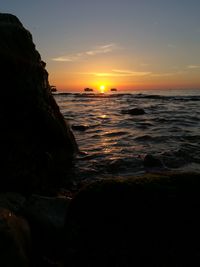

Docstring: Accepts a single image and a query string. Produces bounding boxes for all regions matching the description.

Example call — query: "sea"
[54,89,200,183]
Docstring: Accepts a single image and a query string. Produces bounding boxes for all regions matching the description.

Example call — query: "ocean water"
[54,89,200,182]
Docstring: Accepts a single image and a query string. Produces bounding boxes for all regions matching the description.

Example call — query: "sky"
[1,0,200,92]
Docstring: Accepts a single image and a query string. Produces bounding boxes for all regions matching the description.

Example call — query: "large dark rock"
[24,194,70,261]
[64,173,200,267]
[0,193,31,266]
[0,13,78,193]
[0,192,26,213]
[0,208,31,267]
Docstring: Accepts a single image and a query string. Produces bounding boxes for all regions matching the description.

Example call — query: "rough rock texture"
[64,173,200,267]
[24,195,70,261]
[0,13,77,193]
[0,192,26,213]
[0,208,31,267]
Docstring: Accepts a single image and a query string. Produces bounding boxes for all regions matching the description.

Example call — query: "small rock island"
[84,87,93,92]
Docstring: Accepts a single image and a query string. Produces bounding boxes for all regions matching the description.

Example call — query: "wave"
[54,89,200,181]
[103,131,128,137]
[55,92,200,101]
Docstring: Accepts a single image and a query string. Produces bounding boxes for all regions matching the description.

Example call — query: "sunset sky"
[1,0,200,91]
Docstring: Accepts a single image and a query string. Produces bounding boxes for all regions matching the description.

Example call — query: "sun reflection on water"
[99,114,107,119]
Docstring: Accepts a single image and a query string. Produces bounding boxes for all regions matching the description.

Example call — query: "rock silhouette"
[64,173,200,267]
[0,208,31,267]
[0,13,77,193]
[121,108,146,115]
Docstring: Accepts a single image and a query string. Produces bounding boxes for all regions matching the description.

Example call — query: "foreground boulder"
[0,208,31,267]
[64,172,200,267]
[0,13,77,192]
[24,194,70,262]
[0,192,26,213]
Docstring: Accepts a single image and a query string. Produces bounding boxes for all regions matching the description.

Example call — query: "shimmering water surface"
[54,89,200,182]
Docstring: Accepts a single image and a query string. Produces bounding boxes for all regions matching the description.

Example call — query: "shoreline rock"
[0,208,31,267]
[0,13,78,193]
[64,172,200,267]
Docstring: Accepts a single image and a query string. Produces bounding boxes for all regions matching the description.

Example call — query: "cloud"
[80,68,187,78]
[114,69,151,76]
[52,43,118,62]
[150,69,188,77]
[86,44,116,56]
[52,56,78,62]
[187,65,200,69]
[90,69,151,77]
[150,72,176,77]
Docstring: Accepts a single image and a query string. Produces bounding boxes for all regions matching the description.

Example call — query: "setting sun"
[100,85,106,93]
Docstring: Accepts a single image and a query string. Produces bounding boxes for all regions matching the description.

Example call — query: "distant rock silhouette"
[0,13,78,193]
[50,85,57,92]
[72,125,89,131]
[121,108,146,115]
[84,88,93,92]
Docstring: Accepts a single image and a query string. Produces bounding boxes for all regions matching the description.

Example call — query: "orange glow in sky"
[2,0,199,92]
[21,1,199,93]
[48,55,200,92]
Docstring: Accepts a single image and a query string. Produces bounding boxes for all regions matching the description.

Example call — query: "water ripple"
[55,91,200,181]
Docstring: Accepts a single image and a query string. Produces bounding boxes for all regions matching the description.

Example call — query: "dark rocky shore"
[1,13,200,267]
[0,13,78,194]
